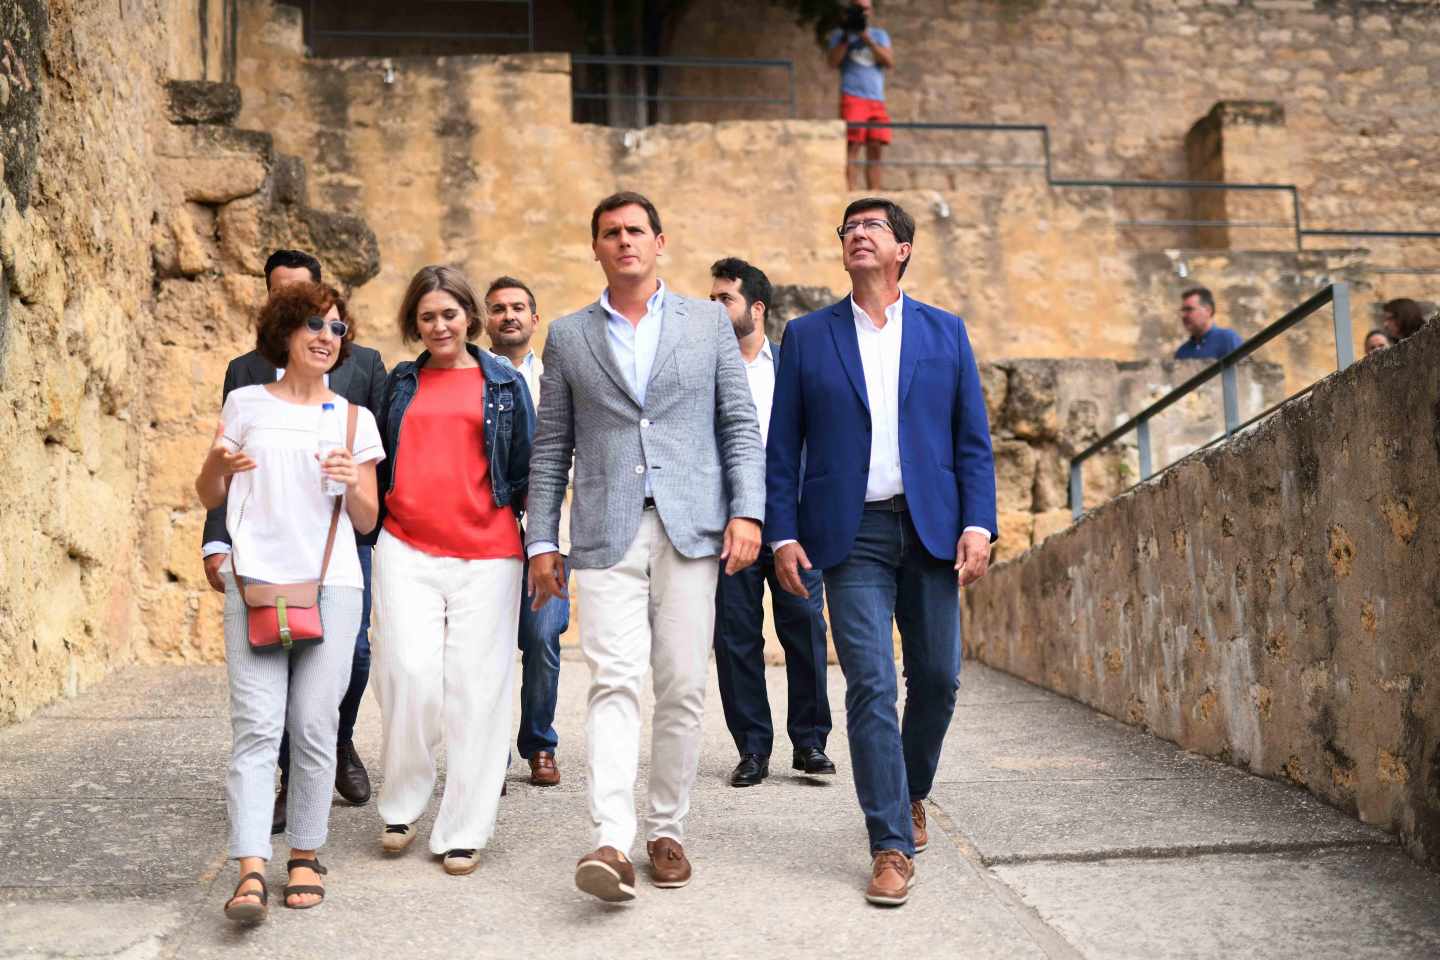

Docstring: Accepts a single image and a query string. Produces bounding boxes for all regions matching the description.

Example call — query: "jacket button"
[640,418,651,428]
[634,465,645,475]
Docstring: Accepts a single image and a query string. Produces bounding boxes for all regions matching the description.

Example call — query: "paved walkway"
[2,656,1438,959]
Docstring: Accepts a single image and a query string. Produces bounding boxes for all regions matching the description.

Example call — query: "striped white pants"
[222,573,361,860]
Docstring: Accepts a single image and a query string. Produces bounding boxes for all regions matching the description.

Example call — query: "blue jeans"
[516,555,569,758]
[823,509,961,856]
[713,549,830,757]
[279,543,373,785]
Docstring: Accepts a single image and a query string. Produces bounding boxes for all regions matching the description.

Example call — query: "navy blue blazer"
[764,295,997,570]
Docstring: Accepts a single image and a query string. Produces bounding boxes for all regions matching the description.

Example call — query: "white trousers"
[372,529,521,854]
[574,510,720,854]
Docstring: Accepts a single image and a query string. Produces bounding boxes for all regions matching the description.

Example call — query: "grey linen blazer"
[525,291,766,570]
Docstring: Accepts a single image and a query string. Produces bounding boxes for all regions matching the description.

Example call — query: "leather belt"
[643,497,658,510]
[864,495,908,513]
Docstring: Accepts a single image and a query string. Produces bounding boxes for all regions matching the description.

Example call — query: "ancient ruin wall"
[962,322,1440,869]
[0,0,167,724]
[669,0,1440,260]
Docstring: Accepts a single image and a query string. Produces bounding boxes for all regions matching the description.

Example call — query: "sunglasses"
[305,316,349,338]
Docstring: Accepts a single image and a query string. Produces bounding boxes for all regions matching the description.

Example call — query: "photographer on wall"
[827,0,895,190]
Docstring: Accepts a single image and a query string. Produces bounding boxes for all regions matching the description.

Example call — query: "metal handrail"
[571,55,797,118]
[1067,283,1354,520]
[846,121,1440,250]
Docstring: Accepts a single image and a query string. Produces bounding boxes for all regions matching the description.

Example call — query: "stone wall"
[0,0,375,726]
[962,322,1440,870]
[667,0,1440,259]
[1,0,163,725]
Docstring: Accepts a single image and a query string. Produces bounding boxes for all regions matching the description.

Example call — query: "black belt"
[643,497,657,510]
[864,495,908,513]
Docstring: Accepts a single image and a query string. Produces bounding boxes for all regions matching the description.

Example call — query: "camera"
[841,3,868,33]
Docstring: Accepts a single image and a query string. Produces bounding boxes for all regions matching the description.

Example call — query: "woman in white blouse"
[195,282,384,922]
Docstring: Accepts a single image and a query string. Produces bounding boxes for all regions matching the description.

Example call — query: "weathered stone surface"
[992,440,1037,513]
[164,80,242,126]
[160,156,267,204]
[965,322,1440,871]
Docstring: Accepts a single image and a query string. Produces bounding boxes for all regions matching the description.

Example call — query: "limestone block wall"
[962,322,1440,870]
[667,0,1440,257]
[0,0,165,725]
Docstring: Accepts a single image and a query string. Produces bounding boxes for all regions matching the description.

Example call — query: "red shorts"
[842,94,892,145]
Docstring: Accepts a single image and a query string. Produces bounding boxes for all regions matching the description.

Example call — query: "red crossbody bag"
[233,403,357,653]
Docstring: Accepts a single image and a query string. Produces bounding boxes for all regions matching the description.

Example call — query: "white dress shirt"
[853,294,906,502]
[743,337,776,449]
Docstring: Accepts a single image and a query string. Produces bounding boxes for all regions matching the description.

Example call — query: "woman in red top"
[370,265,534,876]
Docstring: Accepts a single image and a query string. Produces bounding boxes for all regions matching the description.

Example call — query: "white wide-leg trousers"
[372,529,521,854]
[574,509,720,854]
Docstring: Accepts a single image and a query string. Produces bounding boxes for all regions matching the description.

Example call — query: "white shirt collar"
[850,290,905,331]
[600,279,666,324]
[489,349,535,369]
[745,337,774,365]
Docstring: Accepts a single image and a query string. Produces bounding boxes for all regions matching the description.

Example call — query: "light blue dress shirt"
[527,281,666,559]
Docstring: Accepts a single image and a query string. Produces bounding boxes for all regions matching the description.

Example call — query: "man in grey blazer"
[526,192,766,903]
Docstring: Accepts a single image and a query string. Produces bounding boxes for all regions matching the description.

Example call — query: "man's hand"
[203,553,226,593]
[720,518,762,576]
[774,541,814,598]
[527,551,568,611]
[955,530,991,587]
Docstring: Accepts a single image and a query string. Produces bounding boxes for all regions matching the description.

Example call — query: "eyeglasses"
[305,316,349,338]
[837,218,894,239]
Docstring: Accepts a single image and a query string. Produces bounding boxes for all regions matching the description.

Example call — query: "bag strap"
[235,400,360,599]
[314,402,359,585]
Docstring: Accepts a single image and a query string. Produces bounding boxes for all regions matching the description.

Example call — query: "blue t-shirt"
[1174,325,1244,360]
[828,27,891,101]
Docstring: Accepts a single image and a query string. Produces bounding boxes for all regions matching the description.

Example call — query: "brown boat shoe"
[865,849,915,907]
[575,846,637,903]
[911,799,929,853]
[529,751,560,787]
[646,837,692,889]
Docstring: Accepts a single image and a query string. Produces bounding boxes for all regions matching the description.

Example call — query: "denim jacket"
[377,343,534,516]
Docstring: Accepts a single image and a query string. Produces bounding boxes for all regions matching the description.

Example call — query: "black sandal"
[283,857,328,909]
[223,871,269,922]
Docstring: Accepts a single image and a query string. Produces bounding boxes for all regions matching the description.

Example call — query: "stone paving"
[2,657,1439,959]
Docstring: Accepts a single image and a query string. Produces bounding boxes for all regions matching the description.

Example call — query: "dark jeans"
[279,543,372,786]
[823,509,961,856]
[515,555,569,758]
[713,549,831,757]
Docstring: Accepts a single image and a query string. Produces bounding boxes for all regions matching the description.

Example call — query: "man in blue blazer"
[765,197,997,907]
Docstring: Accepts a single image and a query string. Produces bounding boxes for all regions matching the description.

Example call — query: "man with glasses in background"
[765,198,997,907]
[200,249,388,832]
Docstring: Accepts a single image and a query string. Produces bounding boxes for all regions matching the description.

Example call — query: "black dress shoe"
[334,740,372,805]
[729,754,770,787]
[271,784,287,835]
[793,746,837,776]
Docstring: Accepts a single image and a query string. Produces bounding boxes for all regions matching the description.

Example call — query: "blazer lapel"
[827,298,870,413]
[898,296,925,406]
[328,355,354,402]
[646,292,687,394]
[579,302,642,407]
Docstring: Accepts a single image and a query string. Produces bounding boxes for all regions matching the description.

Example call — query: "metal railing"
[571,55,796,125]
[1068,283,1355,520]
[846,121,1440,250]
[302,0,535,54]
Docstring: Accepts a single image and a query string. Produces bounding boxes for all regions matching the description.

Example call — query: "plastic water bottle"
[317,402,345,497]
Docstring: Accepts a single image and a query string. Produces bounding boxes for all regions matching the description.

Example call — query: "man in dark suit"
[200,249,387,833]
[765,198,997,907]
[707,258,833,789]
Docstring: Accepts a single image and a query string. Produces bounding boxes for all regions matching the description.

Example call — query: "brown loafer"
[645,837,692,889]
[911,799,929,853]
[575,846,636,902]
[529,751,560,787]
[865,849,914,907]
